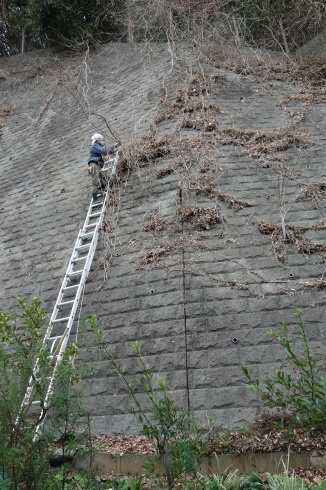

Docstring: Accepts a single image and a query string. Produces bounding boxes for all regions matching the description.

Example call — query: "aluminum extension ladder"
[17,152,120,440]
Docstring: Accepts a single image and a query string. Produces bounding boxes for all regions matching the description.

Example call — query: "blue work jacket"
[88,142,115,167]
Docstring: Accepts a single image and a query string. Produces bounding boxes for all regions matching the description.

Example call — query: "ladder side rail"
[101,152,119,174]
[33,235,99,438]
[111,152,119,175]
[22,154,120,438]
[42,154,115,348]
[84,187,109,230]
[33,321,74,440]
[33,201,107,438]
[47,230,84,330]
[83,191,104,229]
[15,231,85,418]
[51,207,104,353]
[16,229,83,418]
[54,218,102,346]
[17,213,98,416]
[46,173,111,338]
[47,185,108,323]
[40,213,104,393]
[35,191,109,434]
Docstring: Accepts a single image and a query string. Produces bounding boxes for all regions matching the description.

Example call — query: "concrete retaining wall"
[74,450,326,476]
[1,43,326,434]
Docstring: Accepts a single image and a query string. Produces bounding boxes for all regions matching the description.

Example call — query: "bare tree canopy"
[1,0,326,56]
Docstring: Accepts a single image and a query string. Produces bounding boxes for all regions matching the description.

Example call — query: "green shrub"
[241,309,326,432]
[0,296,84,489]
[89,315,209,489]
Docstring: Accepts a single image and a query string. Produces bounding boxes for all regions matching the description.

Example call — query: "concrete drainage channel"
[73,450,326,476]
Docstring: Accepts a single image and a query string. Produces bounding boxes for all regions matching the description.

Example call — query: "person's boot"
[98,182,106,191]
[92,192,98,203]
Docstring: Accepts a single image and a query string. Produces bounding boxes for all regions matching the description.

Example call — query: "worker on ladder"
[87,133,118,203]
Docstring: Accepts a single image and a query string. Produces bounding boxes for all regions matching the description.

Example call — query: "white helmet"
[91,133,103,145]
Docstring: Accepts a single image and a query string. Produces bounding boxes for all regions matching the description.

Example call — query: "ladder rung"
[23,400,40,406]
[80,232,94,240]
[58,300,74,307]
[89,212,101,218]
[47,335,62,342]
[72,257,87,263]
[85,223,97,229]
[76,244,90,252]
[92,201,103,207]
[51,317,70,324]
[68,270,83,278]
[63,284,79,291]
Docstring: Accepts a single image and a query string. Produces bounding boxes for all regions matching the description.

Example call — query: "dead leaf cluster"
[297,236,326,255]
[188,175,251,211]
[220,127,313,154]
[181,116,218,132]
[256,221,326,261]
[297,182,326,208]
[188,238,207,251]
[142,212,168,232]
[259,157,299,179]
[183,205,224,231]
[0,106,11,137]
[207,55,326,86]
[156,154,197,179]
[99,253,113,270]
[130,133,171,164]
[301,278,326,290]
[210,425,326,455]
[138,242,177,267]
[226,280,250,291]
[293,467,326,488]
[217,192,251,212]
[279,86,326,110]
[89,434,155,455]
[155,90,222,125]
[187,75,209,97]
[86,426,326,458]
[211,74,227,84]
[189,174,216,197]
[131,131,216,172]
[156,165,175,179]
[0,106,11,117]
[108,194,120,207]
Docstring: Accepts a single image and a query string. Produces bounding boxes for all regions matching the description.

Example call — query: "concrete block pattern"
[1,44,326,435]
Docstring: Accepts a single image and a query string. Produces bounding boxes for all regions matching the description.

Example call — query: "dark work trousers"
[89,163,108,193]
